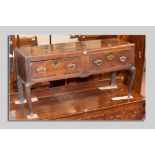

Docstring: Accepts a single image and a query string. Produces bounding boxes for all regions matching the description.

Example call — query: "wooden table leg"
[10,55,17,93]
[128,66,136,98]
[17,75,25,103]
[25,82,33,116]
[111,71,116,86]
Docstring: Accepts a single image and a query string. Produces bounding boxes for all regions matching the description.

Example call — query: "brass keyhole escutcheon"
[107,53,114,61]
[51,59,61,68]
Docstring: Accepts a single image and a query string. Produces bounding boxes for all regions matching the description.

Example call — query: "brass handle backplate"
[37,67,47,73]
[51,59,61,68]
[94,59,103,66]
[67,63,76,69]
[119,56,127,62]
[107,54,114,61]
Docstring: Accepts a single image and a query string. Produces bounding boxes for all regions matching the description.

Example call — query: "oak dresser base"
[15,39,136,118]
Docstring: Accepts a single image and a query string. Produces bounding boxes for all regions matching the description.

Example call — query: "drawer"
[84,105,143,120]
[105,110,122,120]
[55,113,85,120]
[89,53,105,72]
[85,114,106,120]
[89,50,132,73]
[122,107,143,120]
[104,107,143,120]
[105,50,132,67]
[63,57,81,75]
[31,57,81,78]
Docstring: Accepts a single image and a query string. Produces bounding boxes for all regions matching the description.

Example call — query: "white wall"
[51,35,78,44]
[19,34,78,45]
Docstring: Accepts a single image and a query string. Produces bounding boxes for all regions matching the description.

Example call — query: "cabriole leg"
[128,66,136,98]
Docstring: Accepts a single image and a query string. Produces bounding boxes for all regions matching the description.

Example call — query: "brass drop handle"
[37,67,47,73]
[94,59,103,66]
[107,54,114,61]
[51,59,61,68]
[67,63,76,69]
[119,56,127,62]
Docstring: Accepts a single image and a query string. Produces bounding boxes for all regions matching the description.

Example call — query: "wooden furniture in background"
[16,35,38,47]
[15,38,136,118]
[70,35,117,40]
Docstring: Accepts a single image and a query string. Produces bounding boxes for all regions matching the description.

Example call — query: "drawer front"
[85,107,143,120]
[31,57,81,78]
[89,50,132,73]
[122,107,144,120]
[104,50,131,67]
[64,57,81,75]
[89,53,105,72]
[55,113,85,120]
[84,114,106,120]
[105,110,122,120]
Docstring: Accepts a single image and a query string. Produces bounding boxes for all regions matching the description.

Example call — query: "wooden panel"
[63,57,81,74]
[89,49,133,74]
[89,53,104,72]
[31,59,65,78]
[31,56,82,79]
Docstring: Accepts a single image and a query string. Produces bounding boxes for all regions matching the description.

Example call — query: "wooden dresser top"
[16,38,134,57]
